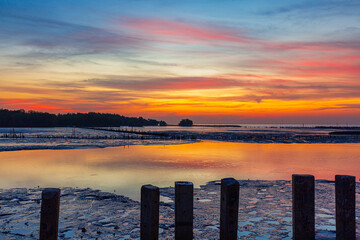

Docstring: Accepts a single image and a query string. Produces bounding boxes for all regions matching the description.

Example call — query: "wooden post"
[40,188,61,240]
[336,175,356,240]
[292,174,315,240]
[141,185,160,240]
[220,178,240,240]
[175,181,193,240]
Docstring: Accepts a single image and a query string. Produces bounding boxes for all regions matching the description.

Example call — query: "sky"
[0,0,360,124]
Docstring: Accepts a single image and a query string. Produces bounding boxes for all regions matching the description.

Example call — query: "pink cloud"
[261,41,360,53]
[289,61,360,77]
[247,55,360,78]
[121,18,250,44]
[118,17,360,58]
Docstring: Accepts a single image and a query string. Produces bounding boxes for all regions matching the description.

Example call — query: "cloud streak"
[0,13,147,57]
[122,18,251,44]
[1,1,360,123]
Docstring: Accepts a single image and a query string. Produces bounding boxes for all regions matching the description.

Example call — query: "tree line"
[0,109,167,127]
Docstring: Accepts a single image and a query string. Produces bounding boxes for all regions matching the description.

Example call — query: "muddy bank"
[1,180,359,239]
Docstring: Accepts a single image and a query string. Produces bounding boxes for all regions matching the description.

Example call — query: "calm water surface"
[0,141,359,200]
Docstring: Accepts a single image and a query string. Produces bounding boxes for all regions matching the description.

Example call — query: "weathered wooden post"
[292,174,315,240]
[220,178,240,240]
[39,188,61,240]
[175,181,193,240]
[335,175,355,240]
[141,185,160,240]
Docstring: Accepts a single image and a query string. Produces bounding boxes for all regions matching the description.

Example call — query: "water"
[0,141,359,200]
[0,127,194,151]
[2,126,360,152]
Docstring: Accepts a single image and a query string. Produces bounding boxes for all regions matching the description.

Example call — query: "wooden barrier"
[292,174,315,240]
[336,175,356,240]
[33,174,357,240]
[220,178,240,240]
[175,181,193,240]
[39,188,61,240]
[141,184,160,240]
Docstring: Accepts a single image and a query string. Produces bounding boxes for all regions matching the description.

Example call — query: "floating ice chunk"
[78,215,87,220]
[98,218,112,224]
[246,205,255,209]
[317,225,336,231]
[103,223,116,227]
[328,219,335,225]
[130,228,140,233]
[266,220,280,225]
[248,217,263,222]
[285,225,293,238]
[281,217,292,222]
[316,230,336,239]
[239,220,254,227]
[62,229,75,239]
[206,225,219,230]
[160,196,173,203]
[261,227,273,230]
[316,213,332,218]
[318,208,332,214]
[256,233,271,240]
[7,218,38,236]
[238,230,252,237]
[118,235,131,240]
[248,198,259,204]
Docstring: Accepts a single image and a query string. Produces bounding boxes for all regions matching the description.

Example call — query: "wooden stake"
[40,188,60,240]
[292,174,315,240]
[336,175,356,240]
[175,181,193,240]
[220,178,239,240]
[141,185,160,240]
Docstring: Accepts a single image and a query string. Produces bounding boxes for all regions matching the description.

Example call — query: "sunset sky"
[1,0,360,124]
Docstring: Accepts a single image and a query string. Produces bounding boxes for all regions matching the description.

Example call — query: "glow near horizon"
[0,0,360,124]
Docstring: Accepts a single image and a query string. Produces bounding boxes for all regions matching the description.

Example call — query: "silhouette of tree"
[0,109,166,127]
[178,119,193,126]
[158,121,167,126]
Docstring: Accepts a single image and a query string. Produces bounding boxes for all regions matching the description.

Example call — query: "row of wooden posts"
[39,174,356,240]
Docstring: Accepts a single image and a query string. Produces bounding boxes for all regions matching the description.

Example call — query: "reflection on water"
[0,141,359,200]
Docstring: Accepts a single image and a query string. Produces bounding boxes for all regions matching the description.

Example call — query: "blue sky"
[1,0,360,124]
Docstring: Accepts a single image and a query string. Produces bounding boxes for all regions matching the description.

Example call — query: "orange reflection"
[0,141,359,200]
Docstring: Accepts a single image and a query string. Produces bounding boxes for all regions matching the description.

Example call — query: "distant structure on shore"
[158,120,167,126]
[178,119,193,126]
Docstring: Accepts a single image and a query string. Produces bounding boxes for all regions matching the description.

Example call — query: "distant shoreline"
[2,126,360,152]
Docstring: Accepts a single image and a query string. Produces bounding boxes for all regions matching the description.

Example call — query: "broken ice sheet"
[0,180,358,239]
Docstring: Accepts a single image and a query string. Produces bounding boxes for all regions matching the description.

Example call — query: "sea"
[0,125,359,200]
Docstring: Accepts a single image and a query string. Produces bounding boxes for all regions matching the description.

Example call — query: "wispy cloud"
[0,13,145,56]
[121,18,251,44]
[86,77,241,91]
[259,1,360,17]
